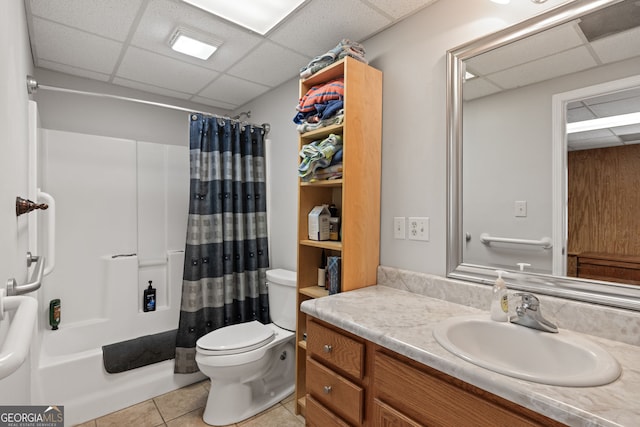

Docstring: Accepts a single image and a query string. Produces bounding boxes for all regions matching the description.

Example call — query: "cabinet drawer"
[373,399,423,427]
[307,358,363,426]
[374,351,547,426]
[307,319,364,379]
[306,394,351,427]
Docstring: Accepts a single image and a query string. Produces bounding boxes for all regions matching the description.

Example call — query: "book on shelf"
[327,256,341,295]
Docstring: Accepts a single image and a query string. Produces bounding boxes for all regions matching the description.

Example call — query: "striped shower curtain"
[175,114,270,373]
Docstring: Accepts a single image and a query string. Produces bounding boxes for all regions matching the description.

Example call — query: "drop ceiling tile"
[366,0,438,19]
[567,105,597,122]
[579,0,640,43]
[35,61,111,82]
[26,0,440,108]
[465,22,585,76]
[620,131,640,143]
[29,0,143,41]
[112,77,192,100]
[32,17,123,74]
[463,78,502,101]
[569,128,616,142]
[117,47,219,94]
[228,42,309,86]
[488,46,598,90]
[568,137,621,150]
[612,123,640,136]
[589,96,640,117]
[591,26,640,64]
[199,75,270,106]
[567,129,621,151]
[583,88,640,106]
[130,0,262,72]
[269,0,391,57]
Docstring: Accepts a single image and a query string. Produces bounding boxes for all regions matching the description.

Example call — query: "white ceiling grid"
[24,0,640,150]
[26,0,438,111]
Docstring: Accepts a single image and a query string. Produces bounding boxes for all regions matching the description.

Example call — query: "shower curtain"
[175,114,270,374]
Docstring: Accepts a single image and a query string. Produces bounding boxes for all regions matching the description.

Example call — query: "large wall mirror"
[447,0,640,311]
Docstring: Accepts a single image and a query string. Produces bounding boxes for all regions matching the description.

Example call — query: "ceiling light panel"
[169,29,221,60]
[181,0,306,35]
[566,112,640,134]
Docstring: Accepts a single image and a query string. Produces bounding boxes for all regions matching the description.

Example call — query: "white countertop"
[300,285,640,427]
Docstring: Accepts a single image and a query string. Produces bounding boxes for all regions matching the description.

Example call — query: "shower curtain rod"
[27,77,270,132]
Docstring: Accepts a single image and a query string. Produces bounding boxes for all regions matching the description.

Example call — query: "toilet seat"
[196,321,275,356]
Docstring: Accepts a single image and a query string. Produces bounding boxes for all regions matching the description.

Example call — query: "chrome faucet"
[510,293,558,333]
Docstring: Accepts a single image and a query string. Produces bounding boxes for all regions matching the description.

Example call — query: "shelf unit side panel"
[341,60,383,291]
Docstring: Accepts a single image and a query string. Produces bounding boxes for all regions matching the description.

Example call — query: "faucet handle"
[512,292,539,310]
[510,292,558,333]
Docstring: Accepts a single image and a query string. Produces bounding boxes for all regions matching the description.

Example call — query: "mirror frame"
[446,0,640,312]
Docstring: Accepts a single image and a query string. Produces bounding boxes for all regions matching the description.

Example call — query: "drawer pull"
[323,385,332,394]
[323,344,333,353]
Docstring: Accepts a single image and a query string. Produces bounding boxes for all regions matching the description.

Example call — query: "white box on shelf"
[308,205,331,240]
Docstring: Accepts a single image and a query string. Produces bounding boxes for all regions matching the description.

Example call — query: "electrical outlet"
[514,200,527,217]
[408,217,429,241]
[393,217,406,239]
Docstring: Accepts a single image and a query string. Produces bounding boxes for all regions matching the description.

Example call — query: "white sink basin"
[0,294,38,380]
[433,314,621,387]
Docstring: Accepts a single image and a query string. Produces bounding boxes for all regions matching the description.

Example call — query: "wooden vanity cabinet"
[305,319,370,426]
[305,317,566,427]
[372,349,566,427]
[306,395,351,427]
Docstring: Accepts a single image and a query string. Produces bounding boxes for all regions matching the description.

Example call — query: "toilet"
[195,269,297,426]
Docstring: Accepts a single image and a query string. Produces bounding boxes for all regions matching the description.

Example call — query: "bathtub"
[30,128,198,425]
[31,253,205,426]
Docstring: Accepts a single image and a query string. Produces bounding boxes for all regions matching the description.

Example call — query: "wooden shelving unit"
[294,57,382,416]
[299,286,330,299]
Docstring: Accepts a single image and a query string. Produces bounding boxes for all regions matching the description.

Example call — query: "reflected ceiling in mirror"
[463,0,640,101]
[566,87,640,150]
[446,0,640,311]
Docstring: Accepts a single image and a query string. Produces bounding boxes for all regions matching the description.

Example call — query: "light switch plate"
[393,217,406,239]
[515,201,527,217]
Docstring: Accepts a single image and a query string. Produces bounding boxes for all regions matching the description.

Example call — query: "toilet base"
[202,381,294,426]
[200,337,295,426]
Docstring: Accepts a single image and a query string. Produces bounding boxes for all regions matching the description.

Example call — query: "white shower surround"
[30,128,204,425]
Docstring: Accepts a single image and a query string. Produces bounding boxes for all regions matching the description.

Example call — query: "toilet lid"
[196,321,275,355]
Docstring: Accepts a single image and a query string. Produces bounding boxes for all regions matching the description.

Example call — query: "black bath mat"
[102,329,177,374]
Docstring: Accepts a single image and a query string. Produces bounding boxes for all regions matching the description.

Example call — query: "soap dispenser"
[143,281,156,312]
[490,270,509,322]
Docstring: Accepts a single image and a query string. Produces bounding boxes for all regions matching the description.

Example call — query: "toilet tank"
[266,269,297,331]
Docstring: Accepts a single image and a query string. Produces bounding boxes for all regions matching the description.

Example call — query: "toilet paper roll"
[318,268,326,287]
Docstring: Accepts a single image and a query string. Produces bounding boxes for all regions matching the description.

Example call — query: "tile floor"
[73,380,305,427]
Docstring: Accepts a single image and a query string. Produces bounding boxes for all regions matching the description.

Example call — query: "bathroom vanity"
[301,285,640,426]
[304,317,561,426]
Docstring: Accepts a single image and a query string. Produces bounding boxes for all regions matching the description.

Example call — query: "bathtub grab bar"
[6,253,46,296]
[38,190,56,276]
[480,233,553,249]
